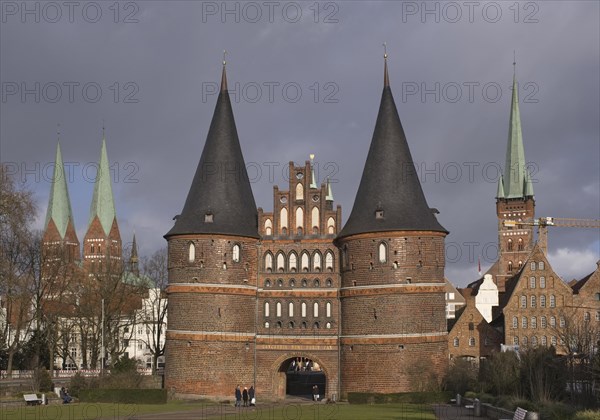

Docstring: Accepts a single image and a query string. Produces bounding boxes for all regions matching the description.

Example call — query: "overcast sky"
[1,1,598,287]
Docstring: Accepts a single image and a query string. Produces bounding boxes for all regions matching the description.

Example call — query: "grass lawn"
[0,401,436,420]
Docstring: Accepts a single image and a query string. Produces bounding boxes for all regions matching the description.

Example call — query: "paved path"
[433,404,491,420]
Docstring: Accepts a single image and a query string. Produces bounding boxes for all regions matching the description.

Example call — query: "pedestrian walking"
[235,385,242,407]
[242,387,249,407]
[249,385,255,406]
[312,385,319,401]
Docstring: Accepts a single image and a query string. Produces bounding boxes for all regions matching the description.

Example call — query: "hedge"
[347,391,452,404]
[79,389,167,404]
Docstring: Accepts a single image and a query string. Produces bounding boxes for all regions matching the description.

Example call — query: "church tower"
[83,135,123,278]
[164,58,260,397]
[42,138,81,289]
[495,66,535,291]
[336,53,448,395]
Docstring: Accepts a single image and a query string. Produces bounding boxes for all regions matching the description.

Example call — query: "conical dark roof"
[337,58,447,240]
[166,65,258,239]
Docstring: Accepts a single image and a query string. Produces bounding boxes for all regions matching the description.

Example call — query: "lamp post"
[101,298,105,374]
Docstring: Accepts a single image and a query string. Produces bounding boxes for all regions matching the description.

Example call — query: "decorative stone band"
[166,283,256,296]
[256,335,338,346]
[340,283,445,297]
[336,230,447,242]
[257,289,338,298]
[167,330,254,343]
[340,331,447,345]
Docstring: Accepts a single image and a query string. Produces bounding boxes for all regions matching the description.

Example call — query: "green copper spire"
[503,70,532,198]
[45,140,75,239]
[326,178,334,201]
[88,135,117,236]
[496,175,505,199]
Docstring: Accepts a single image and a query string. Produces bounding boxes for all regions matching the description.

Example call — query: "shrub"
[573,410,600,420]
[69,372,87,398]
[443,358,478,396]
[537,401,577,420]
[38,368,53,392]
[347,391,451,404]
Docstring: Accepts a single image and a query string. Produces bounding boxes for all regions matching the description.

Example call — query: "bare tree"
[140,248,168,374]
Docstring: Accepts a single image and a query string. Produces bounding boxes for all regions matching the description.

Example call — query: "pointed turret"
[309,154,317,189]
[338,53,446,239]
[45,141,76,240]
[88,136,117,236]
[166,59,258,238]
[129,233,139,276]
[503,72,533,198]
[326,178,334,202]
[496,175,505,199]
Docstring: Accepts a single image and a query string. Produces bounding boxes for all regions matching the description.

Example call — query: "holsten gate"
[164,55,449,399]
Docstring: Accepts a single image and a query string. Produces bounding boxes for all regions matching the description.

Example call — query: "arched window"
[313,322,320,329]
[540,277,546,288]
[327,217,335,234]
[513,336,519,346]
[326,322,331,329]
[280,207,288,231]
[531,262,536,271]
[531,336,538,346]
[265,253,273,272]
[378,242,387,263]
[264,302,270,317]
[522,317,527,329]
[301,252,310,272]
[531,317,537,329]
[264,322,270,328]
[518,260,523,269]
[313,252,322,271]
[289,302,294,317]
[507,238,513,251]
[295,183,304,200]
[232,244,240,263]
[531,295,536,308]
[540,295,546,307]
[314,279,320,287]
[521,296,527,308]
[277,252,285,272]
[91,244,95,254]
[265,279,271,287]
[550,295,556,307]
[541,336,547,346]
[541,316,547,328]
[313,302,319,317]
[289,321,295,329]
[469,337,475,347]
[325,251,334,272]
[551,336,557,346]
[276,302,282,317]
[585,312,591,322]
[326,278,332,287]
[288,253,297,272]
[512,316,518,329]
[522,336,528,346]
[550,316,556,328]
[530,277,536,288]
[538,261,545,270]
[508,261,513,272]
[311,207,319,232]
[264,219,272,236]
[326,302,332,318]
[296,207,304,230]
[188,243,195,262]
[518,238,524,251]
[301,302,307,317]
[453,337,459,347]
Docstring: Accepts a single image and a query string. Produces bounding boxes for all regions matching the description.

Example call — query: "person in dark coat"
[242,387,249,407]
[248,386,255,406]
[312,385,319,401]
[235,385,242,407]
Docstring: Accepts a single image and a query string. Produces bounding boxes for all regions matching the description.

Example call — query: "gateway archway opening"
[278,357,326,399]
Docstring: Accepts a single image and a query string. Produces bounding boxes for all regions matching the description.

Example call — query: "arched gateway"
[274,356,327,399]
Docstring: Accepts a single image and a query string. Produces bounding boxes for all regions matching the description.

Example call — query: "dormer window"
[205,212,214,223]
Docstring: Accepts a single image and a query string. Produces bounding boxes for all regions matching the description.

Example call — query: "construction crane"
[504,217,600,254]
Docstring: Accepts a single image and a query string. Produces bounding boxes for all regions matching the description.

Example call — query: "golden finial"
[309,154,315,161]
[383,42,387,59]
[223,50,227,66]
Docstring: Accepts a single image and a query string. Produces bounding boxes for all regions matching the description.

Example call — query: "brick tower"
[83,135,122,277]
[335,53,449,395]
[42,139,81,290]
[494,67,535,291]
[164,60,260,397]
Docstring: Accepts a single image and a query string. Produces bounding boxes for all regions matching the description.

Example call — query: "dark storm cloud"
[1,0,598,286]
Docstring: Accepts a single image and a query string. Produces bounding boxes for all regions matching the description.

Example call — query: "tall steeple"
[129,233,139,276]
[45,138,76,240]
[503,64,533,199]
[338,50,446,239]
[166,55,258,238]
[88,133,117,236]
